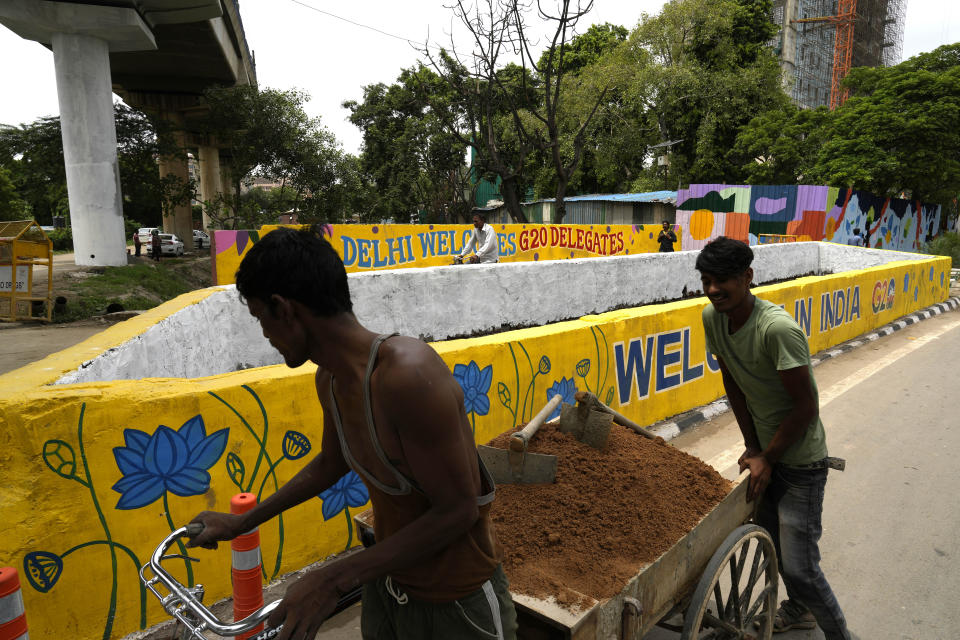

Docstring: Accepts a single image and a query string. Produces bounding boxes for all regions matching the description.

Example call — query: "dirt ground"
[1,248,213,376]
[0,319,108,375]
[43,249,213,311]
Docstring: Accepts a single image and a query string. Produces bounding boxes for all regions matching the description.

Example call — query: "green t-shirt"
[702,297,828,466]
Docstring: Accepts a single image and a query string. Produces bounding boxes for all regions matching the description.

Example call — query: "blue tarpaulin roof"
[522,191,677,205]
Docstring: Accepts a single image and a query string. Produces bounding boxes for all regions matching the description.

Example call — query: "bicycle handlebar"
[139,525,282,639]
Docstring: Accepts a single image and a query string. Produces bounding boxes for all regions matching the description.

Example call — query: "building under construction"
[772,0,906,109]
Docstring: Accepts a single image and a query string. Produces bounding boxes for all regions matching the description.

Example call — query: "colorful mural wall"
[212,223,679,285]
[676,184,943,252]
[0,255,949,640]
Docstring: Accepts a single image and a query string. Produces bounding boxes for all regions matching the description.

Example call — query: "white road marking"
[818,315,960,406]
[703,315,960,472]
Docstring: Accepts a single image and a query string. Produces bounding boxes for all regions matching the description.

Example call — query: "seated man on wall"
[458,213,500,264]
[188,227,517,640]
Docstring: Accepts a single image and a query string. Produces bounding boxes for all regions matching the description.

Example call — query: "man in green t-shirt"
[696,237,850,639]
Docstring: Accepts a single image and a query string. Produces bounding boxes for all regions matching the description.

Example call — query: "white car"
[137,227,159,248]
[193,229,210,249]
[157,233,184,256]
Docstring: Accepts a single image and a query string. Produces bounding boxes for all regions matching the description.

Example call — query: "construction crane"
[793,0,858,109]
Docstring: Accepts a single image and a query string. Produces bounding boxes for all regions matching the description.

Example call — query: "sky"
[0,0,955,155]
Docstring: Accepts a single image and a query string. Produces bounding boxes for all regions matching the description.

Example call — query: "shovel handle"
[575,391,656,440]
[510,395,563,452]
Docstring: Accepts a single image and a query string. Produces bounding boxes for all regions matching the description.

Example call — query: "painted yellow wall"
[213,224,680,285]
[0,255,948,639]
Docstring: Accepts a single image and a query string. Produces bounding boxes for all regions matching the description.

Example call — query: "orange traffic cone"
[231,493,263,640]
[0,568,28,640]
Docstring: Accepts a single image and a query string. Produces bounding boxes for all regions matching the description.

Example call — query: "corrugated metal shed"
[527,191,678,205]
[474,191,678,225]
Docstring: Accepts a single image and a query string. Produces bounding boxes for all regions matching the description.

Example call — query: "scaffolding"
[773,0,906,110]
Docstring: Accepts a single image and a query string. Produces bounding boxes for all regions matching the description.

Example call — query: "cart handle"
[139,524,282,638]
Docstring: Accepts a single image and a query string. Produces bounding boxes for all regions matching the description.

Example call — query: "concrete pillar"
[0,0,156,267]
[198,145,221,230]
[220,164,235,226]
[156,122,195,249]
[52,32,126,266]
[780,0,799,93]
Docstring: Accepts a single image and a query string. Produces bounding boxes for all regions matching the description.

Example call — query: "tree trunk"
[554,177,569,224]
[501,176,527,223]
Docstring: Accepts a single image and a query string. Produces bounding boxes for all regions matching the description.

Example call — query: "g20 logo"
[871,278,895,313]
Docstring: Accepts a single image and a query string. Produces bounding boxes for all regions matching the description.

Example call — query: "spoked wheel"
[681,524,778,640]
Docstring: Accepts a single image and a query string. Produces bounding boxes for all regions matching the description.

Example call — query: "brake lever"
[159,553,201,564]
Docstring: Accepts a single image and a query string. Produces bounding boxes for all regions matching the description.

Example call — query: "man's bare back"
[186,227,516,639]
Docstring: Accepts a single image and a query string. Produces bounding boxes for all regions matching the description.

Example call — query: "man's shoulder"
[376,336,445,385]
[702,302,719,323]
[755,298,795,321]
[373,337,460,420]
[755,298,805,337]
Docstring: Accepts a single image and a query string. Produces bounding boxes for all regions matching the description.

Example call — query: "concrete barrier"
[0,242,948,640]
[52,242,919,384]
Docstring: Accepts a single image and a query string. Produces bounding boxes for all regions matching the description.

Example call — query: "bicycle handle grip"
[185,522,205,537]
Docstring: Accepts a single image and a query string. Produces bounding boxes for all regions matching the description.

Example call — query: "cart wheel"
[681,524,777,640]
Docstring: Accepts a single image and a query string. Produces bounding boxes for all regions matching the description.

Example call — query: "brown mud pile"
[487,421,731,610]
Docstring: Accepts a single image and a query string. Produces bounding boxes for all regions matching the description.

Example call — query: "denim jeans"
[757,465,851,640]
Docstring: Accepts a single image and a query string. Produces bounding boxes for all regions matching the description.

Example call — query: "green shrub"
[124,218,143,238]
[47,227,73,251]
[921,232,960,269]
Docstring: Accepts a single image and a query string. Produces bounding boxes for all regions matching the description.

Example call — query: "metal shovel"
[567,390,657,443]
[478,395,562,484]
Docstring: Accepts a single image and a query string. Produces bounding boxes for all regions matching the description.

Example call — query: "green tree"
[202,85,353,228]
[0,116,68,224]
[114,103,179,226]
[529,22,644,196]
[0,104,186,228]
[0,165,26,221]
[345,65,473,223]
[537,22,629,76]
[814,43,960,204]
[732,105,833,184]
[734,43,960,206]
[486,0,614,221]
[624,0,789,190]
[423,39,537,222]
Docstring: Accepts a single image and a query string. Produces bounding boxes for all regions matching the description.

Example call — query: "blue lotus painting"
[112,415,228,509]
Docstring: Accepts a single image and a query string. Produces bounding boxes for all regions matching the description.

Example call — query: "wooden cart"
[508,471,777,639]
[356,470,777,640]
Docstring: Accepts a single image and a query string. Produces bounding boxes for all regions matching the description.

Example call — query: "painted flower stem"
[162,492,194,587]
[595,325,610,396]
[254,457,286,580]
[208,390,271,493]
[241,385,269,494]
[522,372,541,422]
[517,343,535,421]
[255,457,284,502]
[77,404,119,640]
[507,344,520,426]
[62,541,147,628]
[209,388,287,577]
[591,326,602,394]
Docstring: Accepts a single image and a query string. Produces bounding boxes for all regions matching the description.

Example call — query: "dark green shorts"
[360,564,518,640]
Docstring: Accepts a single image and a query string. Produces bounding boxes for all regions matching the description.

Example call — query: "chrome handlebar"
[139,524,282,639]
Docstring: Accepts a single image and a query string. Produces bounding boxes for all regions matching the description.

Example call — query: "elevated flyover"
[0,0,256,265]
